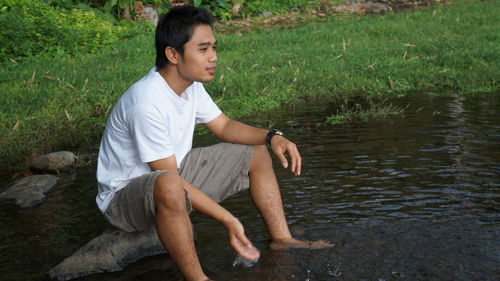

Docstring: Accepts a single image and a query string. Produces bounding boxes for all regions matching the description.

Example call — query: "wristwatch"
[266,129,284,144]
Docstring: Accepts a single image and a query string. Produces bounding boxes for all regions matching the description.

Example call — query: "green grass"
[239,0,327,15]
[0,0,498,175]
[327,99,407,125]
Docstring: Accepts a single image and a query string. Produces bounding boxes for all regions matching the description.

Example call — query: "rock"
[134,2,159,26]
[290,7,300,15]
[143,6,159,26]
[15,192,46,209]
[31,151,76,173]
[0,175,59,209]
[48,227,165,281]
[261,11,273,17]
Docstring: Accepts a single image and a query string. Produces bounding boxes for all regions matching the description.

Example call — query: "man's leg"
[248,145,292,239]
[178,142,332,250]
[153,172,208,281]
[248,145,333,249]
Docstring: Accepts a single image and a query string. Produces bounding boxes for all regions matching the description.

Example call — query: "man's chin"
[197,76,215,83]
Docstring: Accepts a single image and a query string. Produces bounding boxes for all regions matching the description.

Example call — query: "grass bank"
[0,0,498,176]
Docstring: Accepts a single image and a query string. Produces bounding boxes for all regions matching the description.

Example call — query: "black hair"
[155,6,213,70]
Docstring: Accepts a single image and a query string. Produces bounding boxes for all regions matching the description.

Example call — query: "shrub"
[191,0,232,20]
[0,0,149,61]
[193,0,320,19]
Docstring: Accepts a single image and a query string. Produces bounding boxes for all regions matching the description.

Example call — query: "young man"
[96,5,332,281]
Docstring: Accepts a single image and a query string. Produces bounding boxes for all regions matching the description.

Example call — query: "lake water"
[1,93,499,281]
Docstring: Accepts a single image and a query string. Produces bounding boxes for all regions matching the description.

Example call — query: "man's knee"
[252,144,272,164]
[153,172,186,212]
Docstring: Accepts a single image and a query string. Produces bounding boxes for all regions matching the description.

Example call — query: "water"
[1,94,499,281]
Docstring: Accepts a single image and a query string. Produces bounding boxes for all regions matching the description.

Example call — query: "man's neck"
[158,66,193,96]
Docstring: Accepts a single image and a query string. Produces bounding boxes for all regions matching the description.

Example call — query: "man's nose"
[210,50,217,62]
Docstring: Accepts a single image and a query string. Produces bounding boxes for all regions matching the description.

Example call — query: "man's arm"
[204,113,302,176]
[148,156,259,260]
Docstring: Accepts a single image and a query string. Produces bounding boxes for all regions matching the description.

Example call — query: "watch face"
[276,130,284,136]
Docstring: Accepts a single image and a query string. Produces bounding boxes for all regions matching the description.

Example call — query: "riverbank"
[0,0,498,179]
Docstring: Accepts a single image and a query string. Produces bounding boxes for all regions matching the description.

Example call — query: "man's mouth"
[207,66,216,75]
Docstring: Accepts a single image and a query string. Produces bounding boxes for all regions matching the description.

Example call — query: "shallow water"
[1,94,499,281]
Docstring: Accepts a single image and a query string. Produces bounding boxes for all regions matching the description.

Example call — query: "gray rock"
[48,227,165,281]
[15,191,46,209]
[31,151,76,173]
[0,175,59,209]
[290,7,300,15]
[261,11,273,17]
[143,6,159,26]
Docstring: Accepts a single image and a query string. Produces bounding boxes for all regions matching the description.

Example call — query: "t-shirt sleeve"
[127,104,174,163]
[195,83,222,124]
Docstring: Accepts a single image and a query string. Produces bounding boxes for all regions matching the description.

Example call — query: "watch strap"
[266,129,283,144]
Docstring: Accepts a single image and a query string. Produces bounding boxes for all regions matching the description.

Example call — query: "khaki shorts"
[104,142,254,232]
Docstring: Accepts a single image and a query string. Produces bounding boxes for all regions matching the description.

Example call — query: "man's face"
[177,24,217,83]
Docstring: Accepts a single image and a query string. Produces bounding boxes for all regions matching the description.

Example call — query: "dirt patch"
[214,0,449,34]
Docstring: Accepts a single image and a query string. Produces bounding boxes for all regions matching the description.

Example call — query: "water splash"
[232,254,259,268]
[327,263,342,277]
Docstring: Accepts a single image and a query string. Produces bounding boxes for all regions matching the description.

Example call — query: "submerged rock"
[0,175,59,209]
[48,227,165,281]
[31,151,76,173]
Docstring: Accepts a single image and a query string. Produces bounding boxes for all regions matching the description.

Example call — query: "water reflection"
[0,94,499,281]
[274,94,500,226]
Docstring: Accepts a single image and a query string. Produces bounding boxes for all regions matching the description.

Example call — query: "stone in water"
[232,254,258,268]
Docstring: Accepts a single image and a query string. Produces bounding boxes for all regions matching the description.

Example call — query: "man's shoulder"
[120,73,166,106]
[187,81,207,94]
[130,70,165,94]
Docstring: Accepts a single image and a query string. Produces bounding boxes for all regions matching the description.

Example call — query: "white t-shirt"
[96,67,222,212]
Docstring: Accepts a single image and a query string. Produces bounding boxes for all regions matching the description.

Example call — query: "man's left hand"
[270,136,302,176]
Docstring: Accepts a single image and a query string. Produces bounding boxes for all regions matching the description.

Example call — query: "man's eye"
[200,48,208,51]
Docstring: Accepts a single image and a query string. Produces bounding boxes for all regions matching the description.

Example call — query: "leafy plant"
[41,0,163,18]
[192,0,233,20]
[0,0,150,61]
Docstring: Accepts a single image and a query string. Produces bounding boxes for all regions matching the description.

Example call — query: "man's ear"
[165,46,180,64]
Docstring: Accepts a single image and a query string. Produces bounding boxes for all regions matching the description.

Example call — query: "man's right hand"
[224,216,260,261]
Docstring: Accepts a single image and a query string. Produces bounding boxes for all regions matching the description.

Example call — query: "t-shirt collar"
[151,66,190,101]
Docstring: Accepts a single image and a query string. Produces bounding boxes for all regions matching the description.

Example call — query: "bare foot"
[270,238,334,250]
